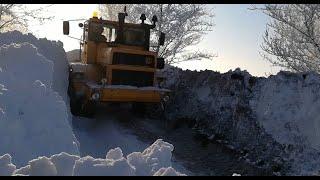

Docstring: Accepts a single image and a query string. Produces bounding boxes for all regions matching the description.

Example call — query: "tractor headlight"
[101,78,107,85]
[91,92,100,100]
[163,95,169,102]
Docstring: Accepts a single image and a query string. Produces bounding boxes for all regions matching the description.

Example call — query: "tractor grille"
[111,69,154,87]
[113,53,155,68]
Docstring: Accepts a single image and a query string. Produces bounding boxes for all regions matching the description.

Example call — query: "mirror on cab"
[63,21,70,35]
[159,32,165,46]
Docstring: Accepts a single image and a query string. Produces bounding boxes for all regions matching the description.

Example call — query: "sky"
[28,4,282,77]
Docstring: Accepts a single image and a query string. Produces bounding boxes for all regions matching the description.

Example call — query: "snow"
[74,154,136,176]
[106,147,124,160]
[163,67,320,175]
[127,139,174,176]
[252,71,320,150]
[0,31,182,176]
[0,30,72,124]
[1,139,184,176]
[66,49,81,63]
[28,157,58,176]
[0,42,79,167]
[0,154,16,176]
[153,167,186,176]
[73,115,149,158]
[251,71,320,175]
[162,65,182,87]
[14,165,31,176]
[0,43,53,88]
[50,153,80,176]
[197,86,211,102]
[232,173,241,176]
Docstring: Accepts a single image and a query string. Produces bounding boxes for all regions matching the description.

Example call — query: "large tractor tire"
[68,78,96,118]
[70,96,83,116]
[80,100,96,118]
[68,80,82,116]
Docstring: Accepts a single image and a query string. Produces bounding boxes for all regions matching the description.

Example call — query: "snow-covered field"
[0,31,184,176]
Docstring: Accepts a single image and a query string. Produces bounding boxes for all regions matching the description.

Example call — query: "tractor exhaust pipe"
[117,6,128,43]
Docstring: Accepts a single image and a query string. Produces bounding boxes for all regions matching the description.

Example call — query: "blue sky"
[28,4,282,77]
[177,4,281,76]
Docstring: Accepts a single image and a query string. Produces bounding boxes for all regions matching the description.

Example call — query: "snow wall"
[0,31,72,124]
[163,66,320,175]
[0,43,79,166]
[0,32,79,167]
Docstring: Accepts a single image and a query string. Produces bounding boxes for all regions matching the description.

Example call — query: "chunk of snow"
[50,152,80,176]
[106,147,124,161]
[153,167,186,176]
[0,154,16,176]
[74,156,135,176]
[232,173,241,176]
[2,139,184,176]
[13,165,31,176]
[127,139,174,176]
[28,157,57,176]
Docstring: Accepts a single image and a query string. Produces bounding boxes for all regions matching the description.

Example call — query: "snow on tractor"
[63,8,170,117]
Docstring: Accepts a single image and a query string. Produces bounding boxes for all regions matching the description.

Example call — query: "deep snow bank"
[0,43,79,167]
[0,31,72,124]
[0,139,185,176]
[163,66,320,175]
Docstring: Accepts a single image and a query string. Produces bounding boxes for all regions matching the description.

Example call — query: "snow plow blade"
[85,83,170,103]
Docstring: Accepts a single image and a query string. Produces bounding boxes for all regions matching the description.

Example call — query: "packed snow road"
[72,104,270,176]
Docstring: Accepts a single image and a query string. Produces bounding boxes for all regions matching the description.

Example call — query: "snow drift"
[163,66,320,175]
[0,139,185,176]
[0,30,72,124]
[0,42,79,167]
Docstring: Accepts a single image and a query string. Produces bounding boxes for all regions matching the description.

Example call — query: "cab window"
[123,28,145,46]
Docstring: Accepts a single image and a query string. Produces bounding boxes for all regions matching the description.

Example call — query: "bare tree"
[0,4,53,33]
[253,4,320,73]
[99,4,216,64]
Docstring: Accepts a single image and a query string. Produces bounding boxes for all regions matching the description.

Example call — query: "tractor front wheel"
[80,100,96,118]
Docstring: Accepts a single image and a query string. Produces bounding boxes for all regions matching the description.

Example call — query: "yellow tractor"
[63,9,170,117]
